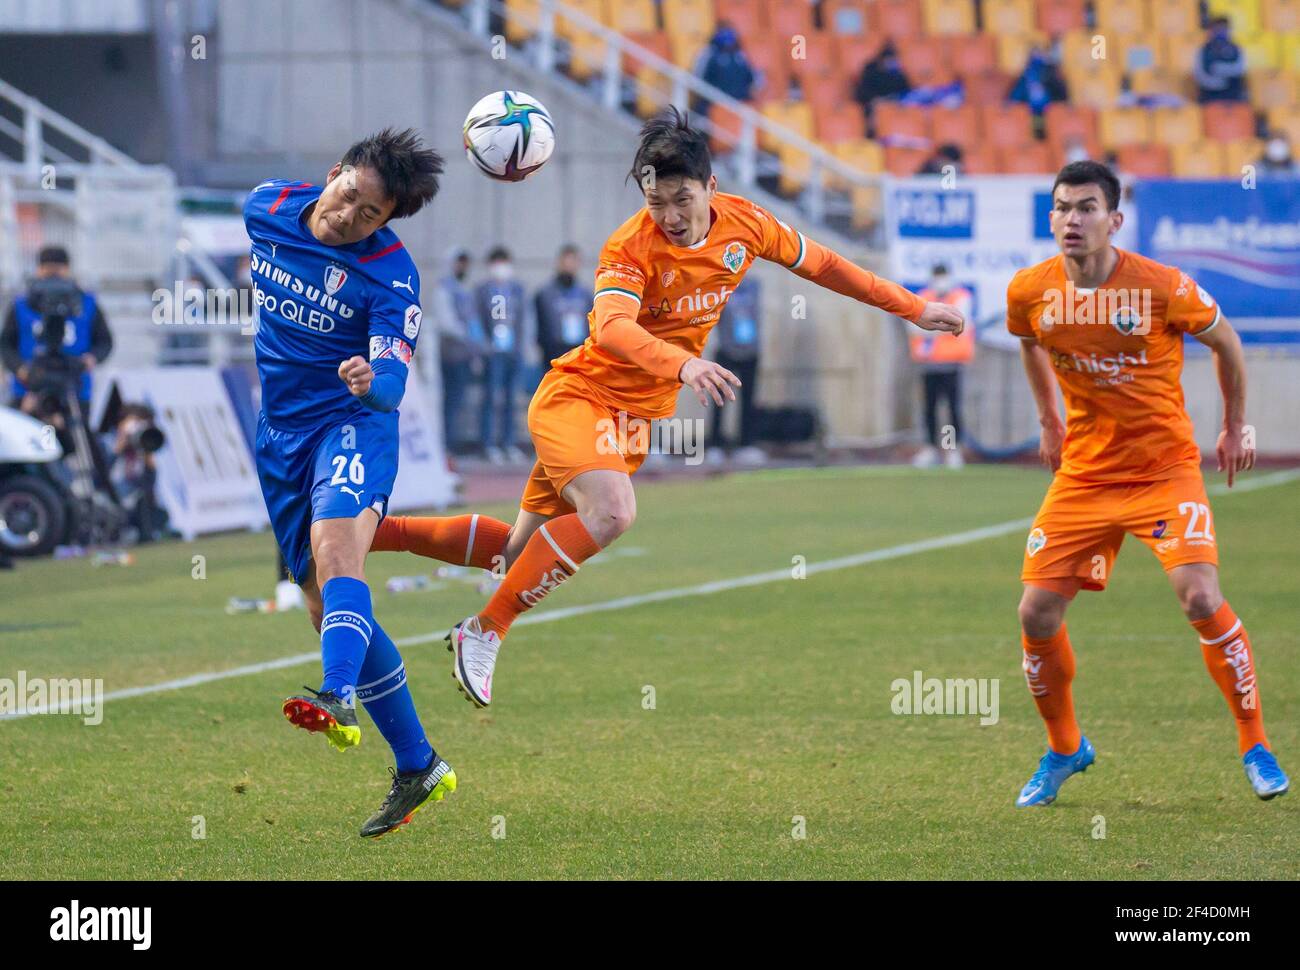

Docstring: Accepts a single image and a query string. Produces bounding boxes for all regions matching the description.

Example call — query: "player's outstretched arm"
[1195,315,1254,487]
[338,355,407,412]
[1019,337,1065,472]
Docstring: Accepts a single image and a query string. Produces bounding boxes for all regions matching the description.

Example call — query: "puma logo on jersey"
[340,486,364,504]
[392,275,414,294]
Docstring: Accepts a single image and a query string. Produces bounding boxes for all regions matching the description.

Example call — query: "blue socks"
[318,576,374,701]
[355,623,433,774]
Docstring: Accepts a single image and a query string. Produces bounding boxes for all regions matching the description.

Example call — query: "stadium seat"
[1130,67,1194,97]
[1059,30,1106,76]
[504,0,541,44]
[760,101,815,152]
[1284,31,1300,70]
[962,69,1015,104]
[802,71,852,111]
[884,145,930,174]
[897,36,957,88]
[981,102,1034,147]
[832,138,886,179]
[1162,33,1208,75]
[930,103,983,151]
[815,103,868,144]
[1100,107,1154,149]
[996,32,1049,74]
[874,102,933,143]
[1172,140,1228,176]
[1094,0,1149,34]
[668,30,709,68]
[607,0,658,34]
[1249,68,1300,109]
[960,143,1002,173]
[622,31,672,75]
[875,0,926,39]
[835,34,887,80]
[1238,32,1282,70]
[1206,0,1263,35]
[768,0,815,37]
[743,34,794,103]
[1149,0,1201,33]
[713,0,767,40]
[823,0,873,35]
[787,31,839,82]
[1203,101,1259,140]
[998,142,1055,173]
[983,0,1035,35]
[776,143,812,194]
[706,103,746,155]
[1263,0,1300,30]
[1036,0,1088,34]
[945,33,999,76]
[1266,105,1300,143]
[923,0,977,34]
[555,0,605,41]
[1044,102,1100,151]
[1116,37,1161,72]
[566,33,608,80]
[1224,137,1267,174]
[662,0,715,36]
[1065,63,1124,109]
[1152,105,1205,146]
[634,65,672,117]
[850,185,884,230]
[1116,143,1172,176]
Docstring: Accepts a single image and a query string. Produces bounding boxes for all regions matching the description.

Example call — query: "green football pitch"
[2,465,1296,879]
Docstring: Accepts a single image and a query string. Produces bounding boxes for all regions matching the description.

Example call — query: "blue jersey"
[243,179,423,432]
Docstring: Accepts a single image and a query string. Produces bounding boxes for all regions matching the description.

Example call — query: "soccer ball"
[462,90,556,182]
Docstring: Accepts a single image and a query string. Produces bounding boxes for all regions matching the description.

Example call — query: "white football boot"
[447,615,500,708]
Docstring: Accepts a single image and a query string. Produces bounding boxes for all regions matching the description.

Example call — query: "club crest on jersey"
[1039,307,1056,331]
[324,264,348,297]
[1110,306,1143,335]
[1026,528,1048,557]
[722,241,746,274]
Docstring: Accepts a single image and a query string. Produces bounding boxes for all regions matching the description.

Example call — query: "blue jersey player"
[244,128,455,838]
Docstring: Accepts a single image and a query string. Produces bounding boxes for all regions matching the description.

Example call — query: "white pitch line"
[5,466,1297,722]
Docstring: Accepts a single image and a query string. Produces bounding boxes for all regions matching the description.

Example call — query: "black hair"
[339,127,443,220]
[487,246,512,262]
[626,105,712,192]
[558,243,580,257]
[38,245,70,265]
[1052,159,1121,212]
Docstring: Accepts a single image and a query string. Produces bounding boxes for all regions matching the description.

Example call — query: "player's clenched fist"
[914,301,965,336]
[338,355,374,397]
[679,357,741,407]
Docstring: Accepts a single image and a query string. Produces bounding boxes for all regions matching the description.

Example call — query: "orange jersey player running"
[368,107,964,707]
[1008,160,1288,807]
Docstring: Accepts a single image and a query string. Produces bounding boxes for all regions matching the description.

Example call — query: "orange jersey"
[551,192,926,419]
[1007,247,1221,483]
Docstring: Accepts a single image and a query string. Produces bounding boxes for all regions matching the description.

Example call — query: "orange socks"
[1193,602,1268,755]
[1022,626,1082,756]
[371,513,510,571]
[477,514,602,639]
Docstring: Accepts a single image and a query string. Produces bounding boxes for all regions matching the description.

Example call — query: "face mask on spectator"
[1266,139,1289,163]
[931,274,951,293]
[489,260,513,281]
[556,271,576,288]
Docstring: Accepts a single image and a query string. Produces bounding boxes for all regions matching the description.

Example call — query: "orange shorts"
[1021,470,1219,596]
[519,369,650,517]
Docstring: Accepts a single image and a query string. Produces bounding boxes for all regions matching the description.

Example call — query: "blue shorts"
[255,408,400,584]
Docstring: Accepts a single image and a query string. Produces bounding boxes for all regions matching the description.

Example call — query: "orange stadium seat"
[983,0,1035,35]
[504,0,541,44]
[850,185,884,230]
[1066,63,1124,109]
[760,101,814,152]
[1130,68,1194,98]
[1263,0,1300,30]
[1266,105,1300,142]
[1238,32,1282,70]
[816,103,868,144]
[1058,30,1106,76]
[713,0,767,39]
[768,0,816,38]
[566,34,607,80]
[962,69,1014,104]
[1151,105,1204,146]
[874,102,933,142]
[1116,143,1172,177]
[897,36,957,87]
[1044,102,1100,149]
[1036,0,1088,34]
[960,144,1002,173]
[1206,0,1263,34]
[1224,137,1266,174]
[776,143,812,194]
[832,138,886,179]
[1162,33,1207,74]
[787,31,839,82]
[835,34,887,80]
[946,34,999,76]
[668,31,709,68]
[823,0,873,35]
[706,103,746,155]
[1251,68,1300,109]
[996,32,1048,74]
[1172,140,1228,176]
[622,31,671,74]
[876,0,926,39]
[555,0,604,41]
[634,66,672,117]
[802,71,852,111]
[981,102,1034,147]
[999,142,1055,173]
[1150,0,1201,34]
[1203,101,1259,139]
[1094,0,1148,34]
[1100,107,1154,149]
[923,0,977,34]
[742,34,793,103]
[607,0,657,33]
[885,145,931,174]
[930,103,983,150]
[662,0,715,36]
[1283,32,1300,70]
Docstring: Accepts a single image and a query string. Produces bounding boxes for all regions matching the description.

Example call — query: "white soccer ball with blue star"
[462,90,555,182]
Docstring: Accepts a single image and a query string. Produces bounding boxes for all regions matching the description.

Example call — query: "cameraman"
[1,246,113,415]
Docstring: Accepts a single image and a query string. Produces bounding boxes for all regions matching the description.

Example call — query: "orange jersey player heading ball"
[369,106,964,708]
[1008,160,1287,807]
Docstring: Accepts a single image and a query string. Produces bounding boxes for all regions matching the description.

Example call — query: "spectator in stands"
[434,245,486,455]
[708,275,763,464]
[910,263,974,469]
[853,42,911,122]
[692,23,755,119]
[1258,130,1300,176]
[920,143,964,175]
[1009,46,1069,118]
[1195,17,1247,104]
[534,244,592,367]
[2,246,112,413]
[474,246,529,464]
